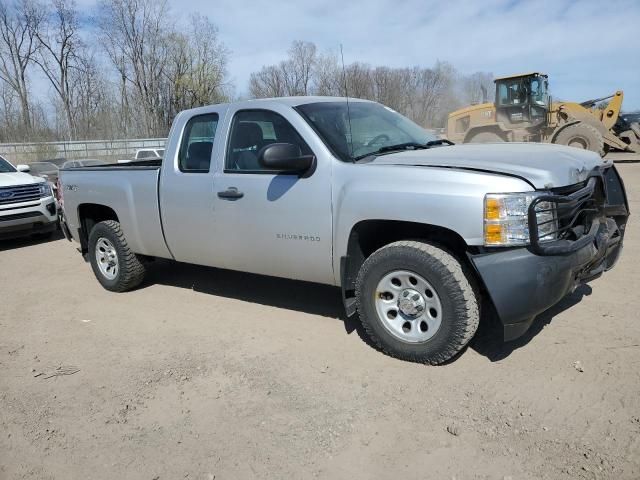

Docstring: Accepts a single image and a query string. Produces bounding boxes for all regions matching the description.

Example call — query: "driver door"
[210,106,334,285]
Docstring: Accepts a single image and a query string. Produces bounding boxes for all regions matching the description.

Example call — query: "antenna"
[340,44,354,159]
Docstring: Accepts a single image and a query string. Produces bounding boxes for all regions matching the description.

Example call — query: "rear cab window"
[178,113,219,173]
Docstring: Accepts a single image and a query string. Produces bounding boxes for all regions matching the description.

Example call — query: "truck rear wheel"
[88,220,146,292]
[554,123,604,156]
[355,241,479,364]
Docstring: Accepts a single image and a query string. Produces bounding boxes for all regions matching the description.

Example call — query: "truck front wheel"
[88,220,146,292]
[355,241,479,364]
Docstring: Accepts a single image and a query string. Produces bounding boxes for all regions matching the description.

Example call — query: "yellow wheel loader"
[447,72,640,157]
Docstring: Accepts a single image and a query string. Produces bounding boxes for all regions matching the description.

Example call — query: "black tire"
[88,220,146,292]
[355,241,479,365]
[467,131,506,143]
[554,123,605,156]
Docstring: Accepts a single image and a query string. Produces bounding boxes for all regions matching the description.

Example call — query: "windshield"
[0,156,16,173]
[30,162,58,175]
[497,76,548,107]
[530,76,548,106]
[296,101,437,162]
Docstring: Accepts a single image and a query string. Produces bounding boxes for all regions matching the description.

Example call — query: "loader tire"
[554,123,605,157]
[88,220,146,292]
[467,131,506,144]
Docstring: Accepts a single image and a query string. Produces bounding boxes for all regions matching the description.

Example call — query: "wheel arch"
[463,125,508,143]
[77,203,119,254]
[340,219,474,316]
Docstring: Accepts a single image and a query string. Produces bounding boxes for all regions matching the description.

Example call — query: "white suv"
[135,148,164,160]
[0,156,58,239]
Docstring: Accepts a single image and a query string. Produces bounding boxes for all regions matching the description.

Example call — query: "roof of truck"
[249,96,374,106]
[183,96,374,116]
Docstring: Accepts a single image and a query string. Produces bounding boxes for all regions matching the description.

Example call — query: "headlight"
[38,182,53,198]
[484,192,557,246]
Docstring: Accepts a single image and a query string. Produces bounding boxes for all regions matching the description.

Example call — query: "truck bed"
[60,164,172,259]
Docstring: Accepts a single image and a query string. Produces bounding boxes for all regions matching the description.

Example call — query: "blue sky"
[78,0,640,109]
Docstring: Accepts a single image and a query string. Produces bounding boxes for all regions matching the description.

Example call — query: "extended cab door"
[210,105,334,285]
[160,106,229,265]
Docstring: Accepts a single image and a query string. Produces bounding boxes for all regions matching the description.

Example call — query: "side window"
[225,110,312,172]
[178,113,219,173]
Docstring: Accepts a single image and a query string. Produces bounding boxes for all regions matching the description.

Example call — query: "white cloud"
[57,0,640,109]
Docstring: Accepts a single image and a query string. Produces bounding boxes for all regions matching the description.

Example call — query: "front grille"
[528,176,603,255]
[0,211,42,222]
[0,184,41,205]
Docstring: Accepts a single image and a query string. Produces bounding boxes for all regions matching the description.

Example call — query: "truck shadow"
[145,260,593,363]
[469,284,593,362]
[145,259,362,330]
[0,229,64,252]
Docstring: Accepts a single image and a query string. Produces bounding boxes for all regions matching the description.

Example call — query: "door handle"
[217,187,244,200]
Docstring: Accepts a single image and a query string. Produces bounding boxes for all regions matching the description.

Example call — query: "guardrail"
[0,138,167,164]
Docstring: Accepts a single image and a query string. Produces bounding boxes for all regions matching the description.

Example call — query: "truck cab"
[494,72,549,128]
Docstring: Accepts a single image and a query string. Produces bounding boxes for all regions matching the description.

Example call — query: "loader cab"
[494,73,549,128]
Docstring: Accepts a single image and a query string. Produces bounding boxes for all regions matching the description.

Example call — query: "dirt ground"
[1,163,640,480]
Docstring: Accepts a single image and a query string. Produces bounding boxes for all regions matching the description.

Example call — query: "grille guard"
[527,167,628,256]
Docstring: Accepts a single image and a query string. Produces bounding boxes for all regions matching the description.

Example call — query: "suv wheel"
[88,220,146,292]
[355,241,479,364]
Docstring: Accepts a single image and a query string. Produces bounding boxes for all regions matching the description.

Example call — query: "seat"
[185,141,213,171]
[230,123,264,170]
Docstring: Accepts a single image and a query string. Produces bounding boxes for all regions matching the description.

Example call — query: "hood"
[369,142,606,189]
[0,171,43,188]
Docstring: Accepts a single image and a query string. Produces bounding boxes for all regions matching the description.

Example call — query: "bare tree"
[0,0,41,134]
[98,1,230,137]
[282,40,316,95]
[0,81,20,141]
[249,65,285,98]
[313,50,341,96]
[248,46,464,128]
[71,52,113,138]
[98,0,171,136]
[407,61,456,126]
[31,0,84,139]
[166,14,229,118]
[249,40,316,98]
[343,62,374,99]
[462,71,494,105]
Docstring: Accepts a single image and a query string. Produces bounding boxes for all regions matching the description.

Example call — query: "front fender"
[331,162,532,284]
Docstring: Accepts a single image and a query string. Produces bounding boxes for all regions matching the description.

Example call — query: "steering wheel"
[366,134,390,146]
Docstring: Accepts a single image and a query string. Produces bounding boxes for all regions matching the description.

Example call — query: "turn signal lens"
[484,192,557,246]
[484,223,503,244]
[484,198,501,220]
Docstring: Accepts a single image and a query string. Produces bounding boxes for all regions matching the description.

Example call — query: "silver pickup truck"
[59,97,629,364]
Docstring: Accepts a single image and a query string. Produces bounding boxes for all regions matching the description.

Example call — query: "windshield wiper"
[353,139,454,161]
[425,139,454,147]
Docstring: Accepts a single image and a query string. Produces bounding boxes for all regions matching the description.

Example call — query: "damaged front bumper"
[470,165,629,341]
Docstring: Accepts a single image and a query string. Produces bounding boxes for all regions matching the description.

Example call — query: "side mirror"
[258,143,314,173]
[16,164,30,173]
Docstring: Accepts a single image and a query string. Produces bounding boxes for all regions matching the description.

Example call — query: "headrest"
[232,122,263,149]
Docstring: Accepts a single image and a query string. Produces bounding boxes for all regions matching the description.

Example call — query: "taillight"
[56,178,63,205]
